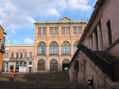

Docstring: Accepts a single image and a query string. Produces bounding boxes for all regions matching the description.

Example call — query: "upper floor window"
[62,41,70,54]
[24,52,27,58]
[107,20,112,45]
[43,27,46,34]
[38,27,41,34]
[29,52,32,58]
[16,53,19,58]
[62,27,65,34]
[6,52,9,58]
[37,42,46,55]
[55,27,58,34]
[66,27,70,34]
[50,41,58,55]
[20,53,23,58]
[78,27,82,33]
[73,27,77,34]
[11,52,14,58]
[50,27,53,34]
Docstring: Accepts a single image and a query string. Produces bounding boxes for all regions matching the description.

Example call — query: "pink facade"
[3,44,34,73]
[68,0,119,89]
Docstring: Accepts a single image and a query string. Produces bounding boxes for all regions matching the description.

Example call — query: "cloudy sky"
[0,0,97,45]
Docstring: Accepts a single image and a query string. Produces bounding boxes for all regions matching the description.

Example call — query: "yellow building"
[34,17,87,72]
[0,25,6,72]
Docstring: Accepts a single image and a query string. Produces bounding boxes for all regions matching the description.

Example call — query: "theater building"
[68,0,119,89]
[0,25,6,72]
[33,17,88,72]
[3,42,34,73]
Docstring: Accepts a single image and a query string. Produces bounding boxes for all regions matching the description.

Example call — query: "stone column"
[8,62,10,72]
[26,60,29,73]
[58,57,62,71]
[92,32,96,51]
[58,26,61,56]
[71,40,74,56]
[33,57,37,72]
[59,41,61,55]
[97,25,102,51]
[46,59,50,71]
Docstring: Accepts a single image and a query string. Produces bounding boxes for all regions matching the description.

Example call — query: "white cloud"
[0,0,94,34]
[24,38,33,44]
[67,0,91,10]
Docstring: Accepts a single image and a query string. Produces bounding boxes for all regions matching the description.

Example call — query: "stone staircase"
[0,71,90,89]
[96,51,119,81]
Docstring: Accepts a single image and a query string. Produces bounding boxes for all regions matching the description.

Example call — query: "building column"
[13,61,16,72]
[59,41,61,55]
[33,57,37,72]
[71,40,73,55]
[58,57,62,71]
[97,25,102,51]
[26,60,29,72]
[92,32,96,51]
[46,59,50,71]
[8,62,10,72]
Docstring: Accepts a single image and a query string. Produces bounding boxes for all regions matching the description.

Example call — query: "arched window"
[50,59,58,71]
[37,42,46,54]
[62,41,70,54]
[50,41,58,54]
[63,59,70,64]
[38,59,45,71]
[74,41,78,54]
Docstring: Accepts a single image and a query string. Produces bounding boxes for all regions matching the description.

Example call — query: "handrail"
[69,44,119,81]
[79,44,114,80]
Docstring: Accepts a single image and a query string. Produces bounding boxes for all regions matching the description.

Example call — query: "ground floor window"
[38,59,45,71]
[50,59,58,71]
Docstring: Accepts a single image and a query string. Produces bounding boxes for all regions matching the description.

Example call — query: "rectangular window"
[38,27,41,34]
[29,52,32,58]
[6,52,9,58]
[24,52,27,58]
[66,27,70,34]
[50,27,53,34]
[20,53,23,58]
[16,53,19,58]
[29,61,32,65]
[107,20,112,45]
[16,61,19,65]
[11,52,14,58]
[43,27,46,34]
[55,27,58,34]
[62,27,65,34]
[73,27,77,34]
[78,27,82,33]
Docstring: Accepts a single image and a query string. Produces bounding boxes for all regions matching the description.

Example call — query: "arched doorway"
[50,59,58,71]
[38,59,45,71]
[62,59,70,71]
